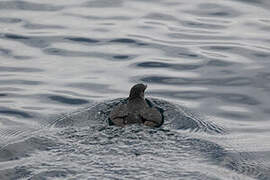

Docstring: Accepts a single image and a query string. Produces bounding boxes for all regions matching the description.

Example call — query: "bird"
[109,83,163,127]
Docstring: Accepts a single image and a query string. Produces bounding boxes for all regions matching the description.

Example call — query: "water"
[0,0,270,179]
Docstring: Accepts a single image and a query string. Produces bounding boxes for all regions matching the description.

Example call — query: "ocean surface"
[0,0,270,179]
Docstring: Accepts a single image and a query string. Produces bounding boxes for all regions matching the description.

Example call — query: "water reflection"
[0,0,270,179]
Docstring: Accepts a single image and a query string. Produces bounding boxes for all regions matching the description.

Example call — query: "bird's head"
[129,83,147,100]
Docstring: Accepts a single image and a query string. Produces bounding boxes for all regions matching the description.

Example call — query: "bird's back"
[109,98,163,127]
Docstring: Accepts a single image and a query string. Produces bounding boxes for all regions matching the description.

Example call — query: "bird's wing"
[140,107,163,127]
[109,104,128,120]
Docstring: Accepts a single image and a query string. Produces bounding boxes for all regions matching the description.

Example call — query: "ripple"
[4,33,29,40]
[0,17,22,23]
[0,48,11,56]
[67,82,115,94]
[168,32,234,41]
[23,23,65,30]
[0,79,42,85]
[0,87,23,92]
[150,90,259,106]
[0,1,63,11]
[0,167,31,179]
[0,136,58,162]
[43,47,135,60]
[64,13,132,21]
[186,3,242,18]
[0,0,269,179]
[0,109,32,118]
[109,38,148,46]
[43,48,90,57]
[181,20,226,29]
[83,0,123,8]
[50,97,225,134]
[203,45,270,62]
[110,38,137,44]
[13,56,33,60]
[216,93,260,105]
[136,61,202,70]
[178,52,200,58]
[253,52,270,59]
[208,46,233,51]
[113,55,130,60]
[139,76,253,86]
[235,0,270,9]
[31,170,76,179]
[143,13,178,22]
[218,112,250,119]
[3,33,108,50]
[65,37,100,44]
[0,66,43,73]
[256,72,270,81]
[207,59,233,67]
[49,95,89,105]
[151,90,209,100]
[3,33,49,48]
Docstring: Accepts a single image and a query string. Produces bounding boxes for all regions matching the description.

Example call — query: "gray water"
[0,0,270,179]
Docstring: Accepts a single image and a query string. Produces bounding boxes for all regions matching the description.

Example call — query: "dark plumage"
[109,84,163,127]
